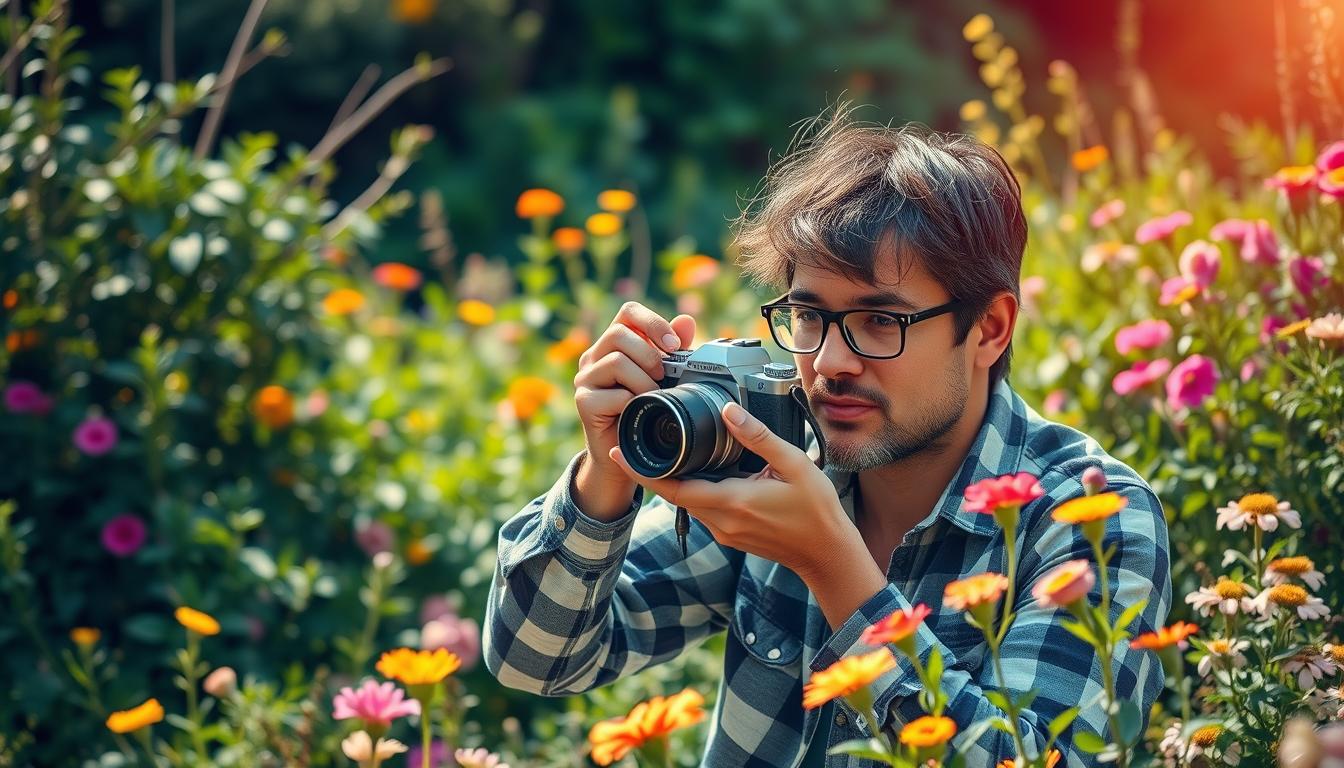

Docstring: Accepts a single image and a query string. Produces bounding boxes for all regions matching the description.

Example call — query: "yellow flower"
[1190,724,1222,747]
[376,647,461,686]
[322,288,366,316]
[585,213,622,237]
[959,100,987,122]
[899,715,957,748]
[597,189,636,213]
[70,627,101,647]
[457,299,496,326]
[1276,318,1312,339]
[670,254,721,292]
[802,648,896,709]
[106,698,164,734]
[1071,145,1109,172]
[1051,492,1127,524]
[515,188,564,219]
[175,606,221,636]
[943,572,1009,612]
[507,376,559,421]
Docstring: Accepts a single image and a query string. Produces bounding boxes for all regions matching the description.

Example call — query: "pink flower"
[420,595,457,625]
[1115,320,1173,356]
[4,380,54,414]
[1089,199,1126,228]
[354,520,395,557]
[1166,354,1219,410]
[963,473,1045,515]
[1112,359,1172,396]
[1042,389,1068,415]
[1317,140,1344,173]
[332,680,420,728]
[1289,256,1329,297]
[1159,276,1199,306]
[1319,167,1344,200]
[421,613,482,672]
[1020,275,1047,316]
[305,389,329,419]
[1240,360,1260,382]
[101,514,147,557]
[1177,240,1220,290]
[1260,315,1289,344]
[73,416,119,456]
[1032,560,1096,609]
[1135,210,1192,244]
[1210,218,1279,266]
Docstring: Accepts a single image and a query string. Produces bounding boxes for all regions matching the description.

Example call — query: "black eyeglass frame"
[758,295,965,360]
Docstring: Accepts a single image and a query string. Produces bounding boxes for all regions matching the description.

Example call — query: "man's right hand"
[571,302,696,521]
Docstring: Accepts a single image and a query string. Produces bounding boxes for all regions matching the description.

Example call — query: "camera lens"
[617,382,742,479]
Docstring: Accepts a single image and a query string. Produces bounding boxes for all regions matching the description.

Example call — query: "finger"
[576,351,660,395]
[607,446,731,509]
[614,301,683,353]
[581,323,668,380]
[573,386,634,419]
[720,401,809,477]
[669,314,696,351]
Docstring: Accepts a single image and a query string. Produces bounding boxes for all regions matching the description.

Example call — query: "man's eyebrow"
[787,288,917,310]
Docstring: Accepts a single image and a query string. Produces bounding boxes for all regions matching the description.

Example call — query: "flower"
[1032,560,1095,609]
[408,740,451,768]
[1178,240,1221,290]
[1071,145,1108,172]
[899,715,957,748]
[101,514,147,557]
[74,416,118,456]
[1306,313,1344,341]
[597,189,636,212]
[1324,643,1344,669]
[175,606,221,636]
[203,666,237,697]
[1289,256,1329,297]
[1317,140,1344,172]
[515,188,564,219]
[861,604,932,647]
[1256,584,1331,621]
[340,730,408,763]
[802,649,897,709]
[996,749,1061,768]
[71,627,101,646]
[1089,199,1126,228]
[1266,165,1318,195]
[106,698,164,733]
[505,376,558,421]
[1216,493,1301,532]
[588,688,706,766]
[252,385,295,429]
[1166,354,1218,410]
[355,520,395,557]
[963,13,993,41]
[1186,724,1240,766]
[332,680,421,726]
[546,327,591,364]
[585,213,622,237]
[421,613,482,672]
[1198,637,1250,676]
[1277,318,1313,339]
[1135,210,1192,244]
[962,473,1044,514]
[405,538,433,565]
[1320,166,1344,199]
[390,0,434,24]
[552,227,585,252]
[1114,319,1172,355]
[1284,648,1337,689]
[457,299,496,326]
[4,380,53,414]
[1130,621,1199,650]
[376,647,461,686]
[670,254,721,292]
[322,288,365,316]
[1159,275,1200,306]
[1081,240,1139,272]
[1186,578,1257,617]
[455,747,511,768]
[943,573,1009,612]
[1160,719,1187,763]
[1265,556,1326,590]
[372,262,423,291]
[1210,218,1279,266]
[1052,492,1127,524]
[1112,358,1172,396]
[1081,466,1107,494]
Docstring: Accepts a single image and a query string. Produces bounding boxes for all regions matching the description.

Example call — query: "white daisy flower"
[1256,584,1331,621]
[1198,637,1250,677]
[1215,493,1301,532]
[1186,578,1257,617]
[1160,720,1187,767]
[1264,556,1326,590]
[1283,648,1338,690]
[1185,725,1240,765]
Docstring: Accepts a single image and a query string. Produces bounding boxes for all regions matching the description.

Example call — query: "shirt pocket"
[730,571,802,666]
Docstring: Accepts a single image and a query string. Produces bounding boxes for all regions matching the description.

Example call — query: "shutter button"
[553,517,566,531]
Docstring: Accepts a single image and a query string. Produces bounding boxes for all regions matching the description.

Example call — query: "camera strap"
[790,385,828,470]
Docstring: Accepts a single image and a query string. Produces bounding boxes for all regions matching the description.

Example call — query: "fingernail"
[662,333,681,351]
[724,402,747,425]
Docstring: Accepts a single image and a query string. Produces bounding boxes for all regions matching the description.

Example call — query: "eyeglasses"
[758,295,964,359]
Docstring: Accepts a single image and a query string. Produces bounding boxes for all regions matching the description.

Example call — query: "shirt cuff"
[534,450,646,566]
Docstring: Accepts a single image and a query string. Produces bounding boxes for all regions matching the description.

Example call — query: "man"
[483,110,1171,766]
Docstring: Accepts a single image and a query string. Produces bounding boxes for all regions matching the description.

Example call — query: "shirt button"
[767,648,781,660]
[834,712,847,727]
[553,517,566,531]
[744,632,756,645]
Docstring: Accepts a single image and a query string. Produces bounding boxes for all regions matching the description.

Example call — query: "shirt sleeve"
[483,450,745,696]
[807,480,1172,766]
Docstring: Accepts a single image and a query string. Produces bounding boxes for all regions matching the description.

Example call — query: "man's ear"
[973,292,1017,371]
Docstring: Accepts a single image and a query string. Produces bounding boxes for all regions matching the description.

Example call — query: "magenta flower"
[1316,140,1344,173]
[1177,240,1221,290]
[354,520,395,557]
[73,416,118,456]
[332,680,421,728]
[1240,360,1260,382]
[1159,275,1199,306]
[1289,256,1329,297]
[1210,218,1280,266]
[1135,210,1192,244]
[1089,199,1126,228]
[101,514,147,557]
[1260,315,1289,344]
[421,613,482,672]
[1166,354,1219,410]
[1320,167,1344,200]
[1112,359,1172,396]
[407,739,450,768]
[1115,320,1173,356]
[4,380,54,415]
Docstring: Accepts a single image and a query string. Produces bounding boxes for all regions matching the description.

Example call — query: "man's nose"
[811,323,864,378]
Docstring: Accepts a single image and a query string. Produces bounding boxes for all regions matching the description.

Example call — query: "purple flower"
[332,680,421,728]
[4,380,54,415]
[1177,240,1221,290]
[355,520,395,557]
[1210,218,1280,266]
[1112,359,1172,396]
[407,739,452,768]
[1115,320,1173,356]
[1166,355,1219,410]
[73,416,118,456]
[1289,256,1329,297]
[101,514,147,557]
[1135,210,1192,244]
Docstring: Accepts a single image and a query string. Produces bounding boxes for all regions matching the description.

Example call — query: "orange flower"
[406,538,433,566]
[899,714,957,748]
[252,385,295,429]
[391,0,434,24]
[6,328,41,353]
[175,606,220,636]
[2,289,16,309]
[322,288,366,316]
[597,189,637,213]
[322,246,349,266]
[586,213,622,237]
[507,376,558,421]
[516,188,564,219]
[106,698,164,734]
[372,262,423,291]
[861,603,932,647]
[546,328,592,364]
[552,227,586,252]
[1130,620,1199,650]
[588,688,706,766]
[1071,145,1109,172]
[376,647,461,686]
[70,627,101,647]
[1051,492,1127,524]
[944,573,1009,612]
[457,299,495,326]
[802,648,897,709]
[997,749,1061,768]
[670,255,721,292]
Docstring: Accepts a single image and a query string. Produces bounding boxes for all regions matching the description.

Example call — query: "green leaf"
[926,647,944,688]
[827,738,897,764]
[985,689,1011,712]
[1060,618,1098,646]
[1073,729,1108,754]
[1116,699,1142,746]
[1048,706,1080,740]
[1114,597,1149,634]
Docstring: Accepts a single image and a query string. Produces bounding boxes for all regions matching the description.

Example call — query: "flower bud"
[203,666,237,697]
[1081,466,1107,496]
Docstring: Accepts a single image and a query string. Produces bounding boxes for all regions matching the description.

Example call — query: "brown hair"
[731,104,1027,385]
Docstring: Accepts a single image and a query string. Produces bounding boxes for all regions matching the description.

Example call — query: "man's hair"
[731,104,1028,386]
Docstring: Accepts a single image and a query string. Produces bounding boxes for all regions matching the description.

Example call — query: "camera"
[616,337,809,481]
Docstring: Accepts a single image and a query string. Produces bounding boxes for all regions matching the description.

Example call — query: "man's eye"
[795,309,820,322]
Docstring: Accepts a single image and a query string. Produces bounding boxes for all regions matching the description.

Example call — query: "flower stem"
[183,631,207,760]
[421,712,432,768]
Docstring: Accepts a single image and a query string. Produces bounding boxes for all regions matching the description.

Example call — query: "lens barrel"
[617,382,741,479]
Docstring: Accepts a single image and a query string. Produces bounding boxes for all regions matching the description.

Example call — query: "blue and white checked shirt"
[484,380,1172,766]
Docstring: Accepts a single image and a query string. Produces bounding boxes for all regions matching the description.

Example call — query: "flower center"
[1269,584,1308,606]
[1268,556,1313,575]
[1237,493,1278,519]
[1329,646,1344,665]
[1208,639,1234,655]
[1190,725,1222,748]
[1214,579,1248,600]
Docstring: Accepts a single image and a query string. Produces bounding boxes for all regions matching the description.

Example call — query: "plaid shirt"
[484,380,1171,766]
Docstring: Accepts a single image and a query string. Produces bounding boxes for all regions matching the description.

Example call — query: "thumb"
[670,314,696,350]
[721,401,805,476]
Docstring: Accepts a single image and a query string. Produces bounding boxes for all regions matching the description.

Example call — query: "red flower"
[861,604,932,647]
[962,473,1044,515]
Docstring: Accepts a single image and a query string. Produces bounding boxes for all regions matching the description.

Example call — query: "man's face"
[788,258,971,472]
